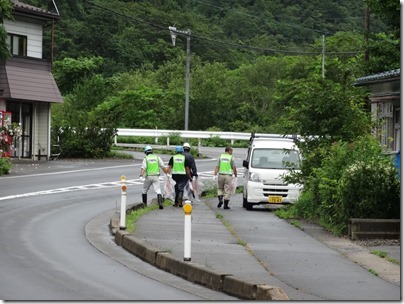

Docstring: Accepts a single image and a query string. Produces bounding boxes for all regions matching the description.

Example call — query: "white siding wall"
[3,17,43,58]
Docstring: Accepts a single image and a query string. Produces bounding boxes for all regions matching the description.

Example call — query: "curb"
[109,204,289,300]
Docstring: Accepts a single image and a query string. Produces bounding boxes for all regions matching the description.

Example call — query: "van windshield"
[251,148,300,169]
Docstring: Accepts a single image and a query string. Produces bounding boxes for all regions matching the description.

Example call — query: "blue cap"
[144,145,152,152]
[175,146,183,153]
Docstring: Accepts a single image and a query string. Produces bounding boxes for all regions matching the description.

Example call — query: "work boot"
[178,191,184,207]
[142,194,147,206]
[224,200,230,209]
[157,194,163,210]
[217,195,223,208]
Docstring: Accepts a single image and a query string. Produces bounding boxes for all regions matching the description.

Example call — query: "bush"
[283,135,400,235]
[53,126,115,158]
[0,157,12,175]
[338,160,400,220]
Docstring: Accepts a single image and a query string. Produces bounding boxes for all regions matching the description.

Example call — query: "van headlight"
[249,172,261,182]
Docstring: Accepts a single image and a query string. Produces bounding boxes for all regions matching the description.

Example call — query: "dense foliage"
[0,0,400,234]
[0,0,13,60]
[280,136,400,235]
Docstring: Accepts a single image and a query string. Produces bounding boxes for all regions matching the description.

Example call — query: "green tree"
[51,74,114,158]
[53,56,104,94]
[94,85,176,129]
[0,0,13,60]
[274,71,370,184]
[365,0,400,38]
[364,33,400,74]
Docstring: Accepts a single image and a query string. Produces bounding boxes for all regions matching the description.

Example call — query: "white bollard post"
[183,200,192,261]
[120,175,127,230]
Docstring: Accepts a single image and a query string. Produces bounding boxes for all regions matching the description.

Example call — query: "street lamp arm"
[169,26,191,37]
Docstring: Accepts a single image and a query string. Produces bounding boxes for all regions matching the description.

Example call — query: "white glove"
[213,175,217,181]
[139,176,145,182]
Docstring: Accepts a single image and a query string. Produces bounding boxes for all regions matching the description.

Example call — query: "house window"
[6,34,27,56]
[376,102,395,151]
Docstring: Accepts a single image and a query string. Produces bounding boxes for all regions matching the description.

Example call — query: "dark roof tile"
[355,69,400,86]
[12,0,60,19]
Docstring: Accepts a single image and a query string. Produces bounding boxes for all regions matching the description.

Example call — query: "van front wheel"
[246,202,253,211]
[243,196,247,208]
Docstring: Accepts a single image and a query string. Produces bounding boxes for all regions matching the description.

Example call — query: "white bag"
[163,174,176,201]
[230,177,238,195]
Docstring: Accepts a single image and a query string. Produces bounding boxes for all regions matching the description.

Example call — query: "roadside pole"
[183,200,192,261]
[120,175,127,230]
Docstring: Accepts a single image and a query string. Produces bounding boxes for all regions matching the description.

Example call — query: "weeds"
[290,220,302,230]
[370,250,400,265]
[368,269,378,276]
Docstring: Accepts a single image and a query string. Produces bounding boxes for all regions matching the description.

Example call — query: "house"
[0,0,62,160]
[354,69,400,152]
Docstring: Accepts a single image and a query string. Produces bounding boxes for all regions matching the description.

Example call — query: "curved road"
[0,152,238,300]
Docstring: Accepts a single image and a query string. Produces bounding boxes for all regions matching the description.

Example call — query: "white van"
[242,134,302,210]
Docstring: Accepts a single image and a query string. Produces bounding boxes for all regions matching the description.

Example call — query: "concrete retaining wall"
[348,218,400,240]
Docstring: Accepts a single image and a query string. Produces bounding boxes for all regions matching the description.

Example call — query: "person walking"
[183,142,198,178]
[167,146,192,207]
[213,146,237,209]
[140,145,168,209]
[183,142,198,199]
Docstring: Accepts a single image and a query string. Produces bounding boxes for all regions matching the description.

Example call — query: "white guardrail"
[115,128,294,147]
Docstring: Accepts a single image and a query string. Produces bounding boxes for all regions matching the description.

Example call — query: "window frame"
[7,33,28,56]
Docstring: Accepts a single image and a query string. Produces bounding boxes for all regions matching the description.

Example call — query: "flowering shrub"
[0,122,22,157]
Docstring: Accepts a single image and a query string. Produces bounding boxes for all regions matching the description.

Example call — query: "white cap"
[183,142,191,149]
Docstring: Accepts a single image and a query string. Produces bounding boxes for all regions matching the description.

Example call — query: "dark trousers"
[172,174,189,204]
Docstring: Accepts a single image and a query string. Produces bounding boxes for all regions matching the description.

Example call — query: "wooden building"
[0,0,62,160]
[354,69,400,152]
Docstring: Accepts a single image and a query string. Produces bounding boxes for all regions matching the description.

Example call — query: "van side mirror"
[243,160,249,169]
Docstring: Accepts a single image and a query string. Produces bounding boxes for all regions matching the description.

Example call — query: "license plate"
[268,196,282,203]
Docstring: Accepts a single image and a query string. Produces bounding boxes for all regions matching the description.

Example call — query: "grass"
[371,250,387,258]
[215,213,248,248]
[368,269,379,276]
[124,184,243,234]
[290,220,302,230]
[107,150,135,159]
[370,250,400,265]
[125,199,171,232]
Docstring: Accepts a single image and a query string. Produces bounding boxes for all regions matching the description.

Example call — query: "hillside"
[24,0,388,75]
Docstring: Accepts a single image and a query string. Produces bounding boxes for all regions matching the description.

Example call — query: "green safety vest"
[146,154,160,176]
[219,153,233,175]
[172,154,186,174]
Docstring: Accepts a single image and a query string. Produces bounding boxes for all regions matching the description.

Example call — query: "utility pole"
[322,34,325,79]
[169,26,191,131]
[364,6,370,62]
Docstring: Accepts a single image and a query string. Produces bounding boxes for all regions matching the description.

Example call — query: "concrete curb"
[109,203,289,300]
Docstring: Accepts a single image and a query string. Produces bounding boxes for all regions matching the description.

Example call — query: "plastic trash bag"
[183,181,193,202]
[163,174,176,201]
[191,177,201,202]
[230,177,238,195]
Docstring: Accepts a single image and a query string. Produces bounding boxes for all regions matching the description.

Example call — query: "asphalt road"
[0,155,236,300]
[1,149,399,301]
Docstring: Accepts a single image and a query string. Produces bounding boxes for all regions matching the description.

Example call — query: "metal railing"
[115,128,292,148]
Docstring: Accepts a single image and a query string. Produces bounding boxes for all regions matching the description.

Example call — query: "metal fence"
[115,128,292,148]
